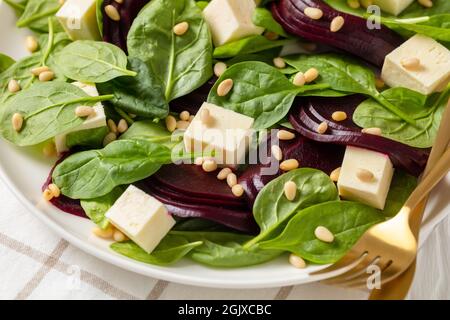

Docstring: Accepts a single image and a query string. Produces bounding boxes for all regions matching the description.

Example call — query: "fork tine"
[344,259,394,289]
[322,255,377,285]
[311,252,368,277]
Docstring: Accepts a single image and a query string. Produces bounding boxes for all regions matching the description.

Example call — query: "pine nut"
[232,184,244,197]
[271,145,283,161]
[114,0,124,3]
[418,0,433,8]
[165,115,177,132]
[31,66,50,76]
[273,57,286,69]
[330,16,345,32]
[330,167,341,182]
[202,159,217,172]
[226,173,237,187]
[217,168,232,180]
[200,108,212,125]
[280,159,299,171]
[217,79,233,96]
[401,57,420,70]
[105,4,120,21]
[173,22,189,36]
[25,36,38,53]
[12,113,23,132]
[7,79,20,93]
[284,181,297,201]
[194,157,204,166]
[176,120,190,130]
[264,31,279,41]
[362,127,382,136]
[289,254,306,268]
[293,72,306,87]
[304,7,323,20]
[117,119,128,133]
[180,110,190,121]
[214,62,227,77]
[75,106,95,118]
[42,142,56,157]
[356,168,374,182]
[103,132,117,146]
[43,189,54,201]
[332,111,347,122]
[48,183,61,197]
[375,77,385,89]
[359,0,372,8]
[277,130,295,140]
[113,230,128,242]
[317,121,328,134]
[38,71,54,82]
[304,68,319,83]
[315,226,334,243]
[107,119,118,133]
[347,0,360,9]
[92,225,114,239]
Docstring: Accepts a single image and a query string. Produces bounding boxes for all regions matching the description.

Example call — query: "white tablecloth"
[0,178,449,300]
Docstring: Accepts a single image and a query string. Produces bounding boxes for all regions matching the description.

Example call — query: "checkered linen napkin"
[1,175,449,300]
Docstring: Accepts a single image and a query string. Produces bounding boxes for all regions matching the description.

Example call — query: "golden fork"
[368,100,450,299]
[311,101,450,289]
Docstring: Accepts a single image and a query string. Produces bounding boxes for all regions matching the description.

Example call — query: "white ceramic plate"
[1,2,449,289]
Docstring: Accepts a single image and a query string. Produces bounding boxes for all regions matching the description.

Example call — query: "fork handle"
[403,148,450,213]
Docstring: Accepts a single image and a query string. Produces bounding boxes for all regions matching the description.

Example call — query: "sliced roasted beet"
[238,134,344,205]
[153,164,244,203]
[271,0,404,67]
[288,96,429,176]
[42,155,87,218]
[169,77,217,114]
[102,0,151,52]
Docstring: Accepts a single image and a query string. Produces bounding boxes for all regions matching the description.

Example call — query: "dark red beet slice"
[42,154,87,218]
[102,0,151,52]
[271,0,404,67]
[238,133,344,205]
[169,77,217,114]
[288,96,429,176]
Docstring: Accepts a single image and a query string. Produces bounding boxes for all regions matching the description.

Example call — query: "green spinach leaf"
[96,0,104,37]
[0,82,113,146]
[245,168,339,248]
[353,87,450,148]
[3,0,28,15]
[383,171,417,218]
[16,0,62,33]
[66,126,108,150]
[81,187,125,229]
[252,7,289,37]
[284,54,417,124]
[213,36,292,59]
[97,58,169,119]
[55,40,137,83]
[208,61,329,129]
[260,201,384,264]
[127,0,213,101]
[111,235,203,266]
[171,231,283,267]
[0,53,15,73]
[119,120,181,148]
[52,139,180,199]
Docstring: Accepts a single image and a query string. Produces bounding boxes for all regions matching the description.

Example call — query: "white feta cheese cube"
[56,0,101,41]
[337,146,394,210]
[382,34,450,95]
[203,0,264,47]
[373,0,414,16]
[184,102,254,167]
[105,185,176,254]
[55,82,106,154]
